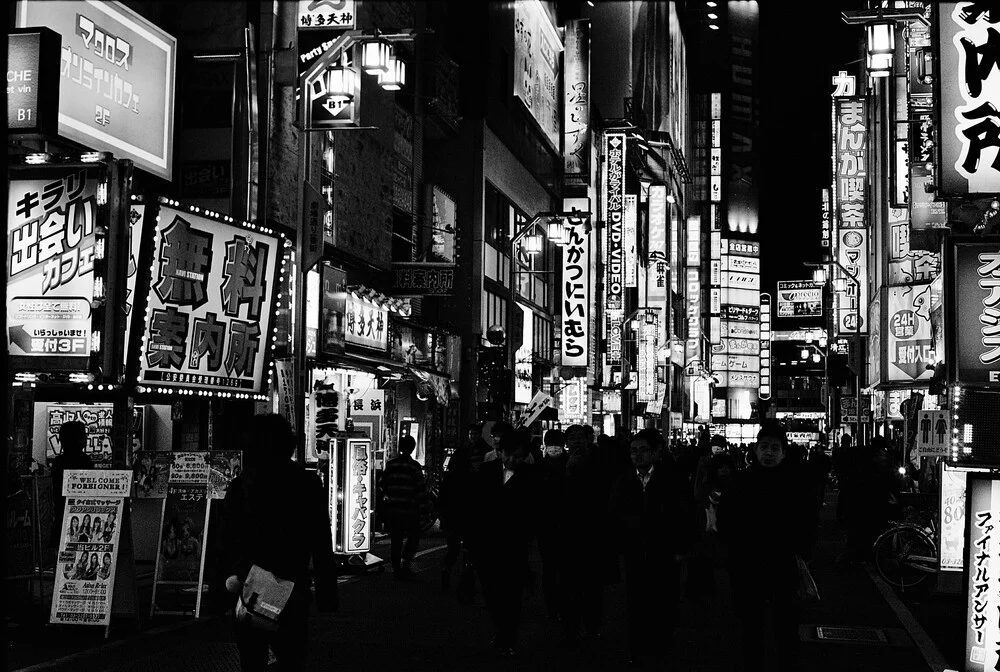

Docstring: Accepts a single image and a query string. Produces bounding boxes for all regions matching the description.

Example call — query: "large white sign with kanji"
[137,203,282,396]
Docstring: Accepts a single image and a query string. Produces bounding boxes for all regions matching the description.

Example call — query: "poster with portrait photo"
[207,451,242,499]
[50,497,125,626]
[151,483,209,616]
[131,451,173,499]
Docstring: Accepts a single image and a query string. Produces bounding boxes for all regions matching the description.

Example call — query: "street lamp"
[804,260,864,443]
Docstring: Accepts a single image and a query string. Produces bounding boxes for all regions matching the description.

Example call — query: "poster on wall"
[207,451,241,500]
[49,470,130,626]
[963,475,1000,672]
[136,200,283,397]
[132,450,172,498]
[15,0,177,180]
[46,404,114,469]
[151,483,210,615]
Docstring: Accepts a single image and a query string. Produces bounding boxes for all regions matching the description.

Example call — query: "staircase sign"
[914,410,949,458]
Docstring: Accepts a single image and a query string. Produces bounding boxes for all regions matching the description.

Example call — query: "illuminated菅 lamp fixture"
[326,56,356,110]
[546,218,565,244]
[361,37,392,75]
[866,22,894,77]
[523,234,542,255]
[378,55,406,91]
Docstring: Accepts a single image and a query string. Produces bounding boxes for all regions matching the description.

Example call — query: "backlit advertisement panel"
[836,227,869,335]
[561,218,589,367]
[563,19,590,181]
[136,200,283,397]
[513,0,562,151]
[604,131,625,367]
[834,96,869,335]
[777,281,823,318]
[950,239,1000,384]
[886,284,934,382]
[963,475,999,672]
[16,1,177,180]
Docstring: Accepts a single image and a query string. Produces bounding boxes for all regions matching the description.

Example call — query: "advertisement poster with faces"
[152,483,209,615]
[137,205,281,395]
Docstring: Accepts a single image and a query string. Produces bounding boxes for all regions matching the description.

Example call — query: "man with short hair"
[610,428,693,668]
[382,435,429,578]
[49,421,94,547]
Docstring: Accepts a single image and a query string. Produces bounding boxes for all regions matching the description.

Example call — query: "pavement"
[7,493,967,672]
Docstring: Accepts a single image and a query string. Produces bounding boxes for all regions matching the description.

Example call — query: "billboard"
[886,284,934,382]
[777,280,823,317]
[16,1,177,180]
[938,2,1000,195]
[512,0,562,151]
[135,199,284,397]
[950,239,1000,384]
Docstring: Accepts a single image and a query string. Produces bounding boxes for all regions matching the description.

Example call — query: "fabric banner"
[50,496,125,626]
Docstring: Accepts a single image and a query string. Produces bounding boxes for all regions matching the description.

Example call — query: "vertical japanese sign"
[345,295,388,351]
[964,475,1000,672]
[648,185,668,359]
[624,195,637,288]
[604,131,625,368]
[563,19,590,181]
[151,482,210,615]
[939,463,966,572]
[124,203,145,361]
[15,0,177,180]
[50,470,130,626]
[938,2,1000,195]
[340,438,371,553]
[426,186,456,263]
[887,284,934,382]
[834,96,869,336]
[710,91,722,202]
[636,314,658,403]
[909,110,948,229]
[561,217,589,367]
[759,293,771,399]
[7,165,103,365]
[951,240,1000,384]
[512,0,562,151]
[137,201,282,396]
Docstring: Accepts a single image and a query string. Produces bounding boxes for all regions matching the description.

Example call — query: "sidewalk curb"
[864,563,952,672]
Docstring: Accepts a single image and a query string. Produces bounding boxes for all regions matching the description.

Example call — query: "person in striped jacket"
[382,435,429,578]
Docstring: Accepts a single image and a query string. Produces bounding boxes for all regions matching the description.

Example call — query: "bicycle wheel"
[873,527,935,591]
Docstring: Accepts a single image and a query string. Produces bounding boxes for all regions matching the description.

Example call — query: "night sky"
[758,1,861,298]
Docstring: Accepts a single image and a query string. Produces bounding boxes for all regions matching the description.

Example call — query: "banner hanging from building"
[136,199,284,397]
[15,1,177,180]
[512,0,562,151]
[950,239,1000,384]
[938,2,1000,195]
[886,284,934,382]
[560,217,589,367]
[563,19,590,182]
[834,96,869,335]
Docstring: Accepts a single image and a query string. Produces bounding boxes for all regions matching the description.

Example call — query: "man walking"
[382,435,429,578]
[610,428,693,667]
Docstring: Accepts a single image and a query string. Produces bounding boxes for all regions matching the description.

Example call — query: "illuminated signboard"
[636,314,658,403]
[561,217,589,367]
[624,195,637,288]
[759,293,771,399]
[938,3,1000,195]
[777,280,823,318]
[135,199,284,397]
[513,0,562,151]
[296,0,355,29]
[339,438,372,554]
[886,284,934,382]
[563,19,590,181]
[834,96,869,335]
[604,131,626,367]
[7,28,61,135]
[7,156,127,375]
[345,295,388,351]
[16,1,177,180]
[964,475,1000,672]
[820,188,832,247]
[950,239,1000,384]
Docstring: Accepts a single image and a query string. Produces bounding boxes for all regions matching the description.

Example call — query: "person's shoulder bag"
[233,479,296,631]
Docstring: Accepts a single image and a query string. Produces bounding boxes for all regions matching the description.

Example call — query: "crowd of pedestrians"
[214,413,910,672]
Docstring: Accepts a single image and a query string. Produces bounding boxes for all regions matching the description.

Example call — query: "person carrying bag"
[222,415,338,671]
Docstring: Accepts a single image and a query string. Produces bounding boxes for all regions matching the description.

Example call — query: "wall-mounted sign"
[939,463,966,572]
[320,263,346,355]
[297,0,355,30]
[345,295,388,351]
[909,109,948,228]
[6,158,125,373]
[136,199,284,397]
[950,239,1000,384]
[7,28,61,135]
[46,404,114,469]
[722,304,759,323]
[636,316,658,403]
[836,226,869,335]
[391,262,455,296]
[513,0,562,151]
[624,195,637,288]
[914,409,950,458]
[560,217,589,367]
[563,19,590,181]
[425,185,456,263]
[16,1,177,180]
[939,3,1000,195]
[724,255,760,274]
[726,239,759,257]
[834,96,869,336]
[964,475,1000,672]
[759,293,771,399]
[886,284,934,382]
[604,131,625,368]
[820,188,832,247]
[777,280,823,318]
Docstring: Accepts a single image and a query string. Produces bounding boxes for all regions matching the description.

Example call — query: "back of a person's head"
[399,435,416,455]
[499,428,530,456]
[247,414,296,462]
[59,421,88,454]
[543,429,565,447]
[631,427,665,450]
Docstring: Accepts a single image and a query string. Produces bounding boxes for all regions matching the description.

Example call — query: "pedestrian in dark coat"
[439,424,480,591]
[609,428,694,668]
[221,414,337,672]
[718,421,817,672]
[688,451,736,601]
[467,429,540,658]
[49,421,94,548]
[560,425,608,642]
[381,435,429,578]
[537,429,568,621]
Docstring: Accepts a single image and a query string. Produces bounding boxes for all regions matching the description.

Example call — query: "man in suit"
[468,428,539,658]
[609,428,693,668]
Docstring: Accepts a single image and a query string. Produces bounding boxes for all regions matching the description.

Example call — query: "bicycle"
[872,507,938,592]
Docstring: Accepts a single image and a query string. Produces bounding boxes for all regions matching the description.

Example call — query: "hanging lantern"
[326,60,356,109]
[361,37,392,75]
[522,234,542,255]
[865,22,894,78]
[378,56,406,91]
[546,218,565,244]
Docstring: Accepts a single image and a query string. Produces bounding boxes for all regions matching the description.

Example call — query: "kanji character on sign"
[189,312,226,371]
[147,307,190,370]
[225,320,261,377]
[221,235,270,319]
[154,216,214,309]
